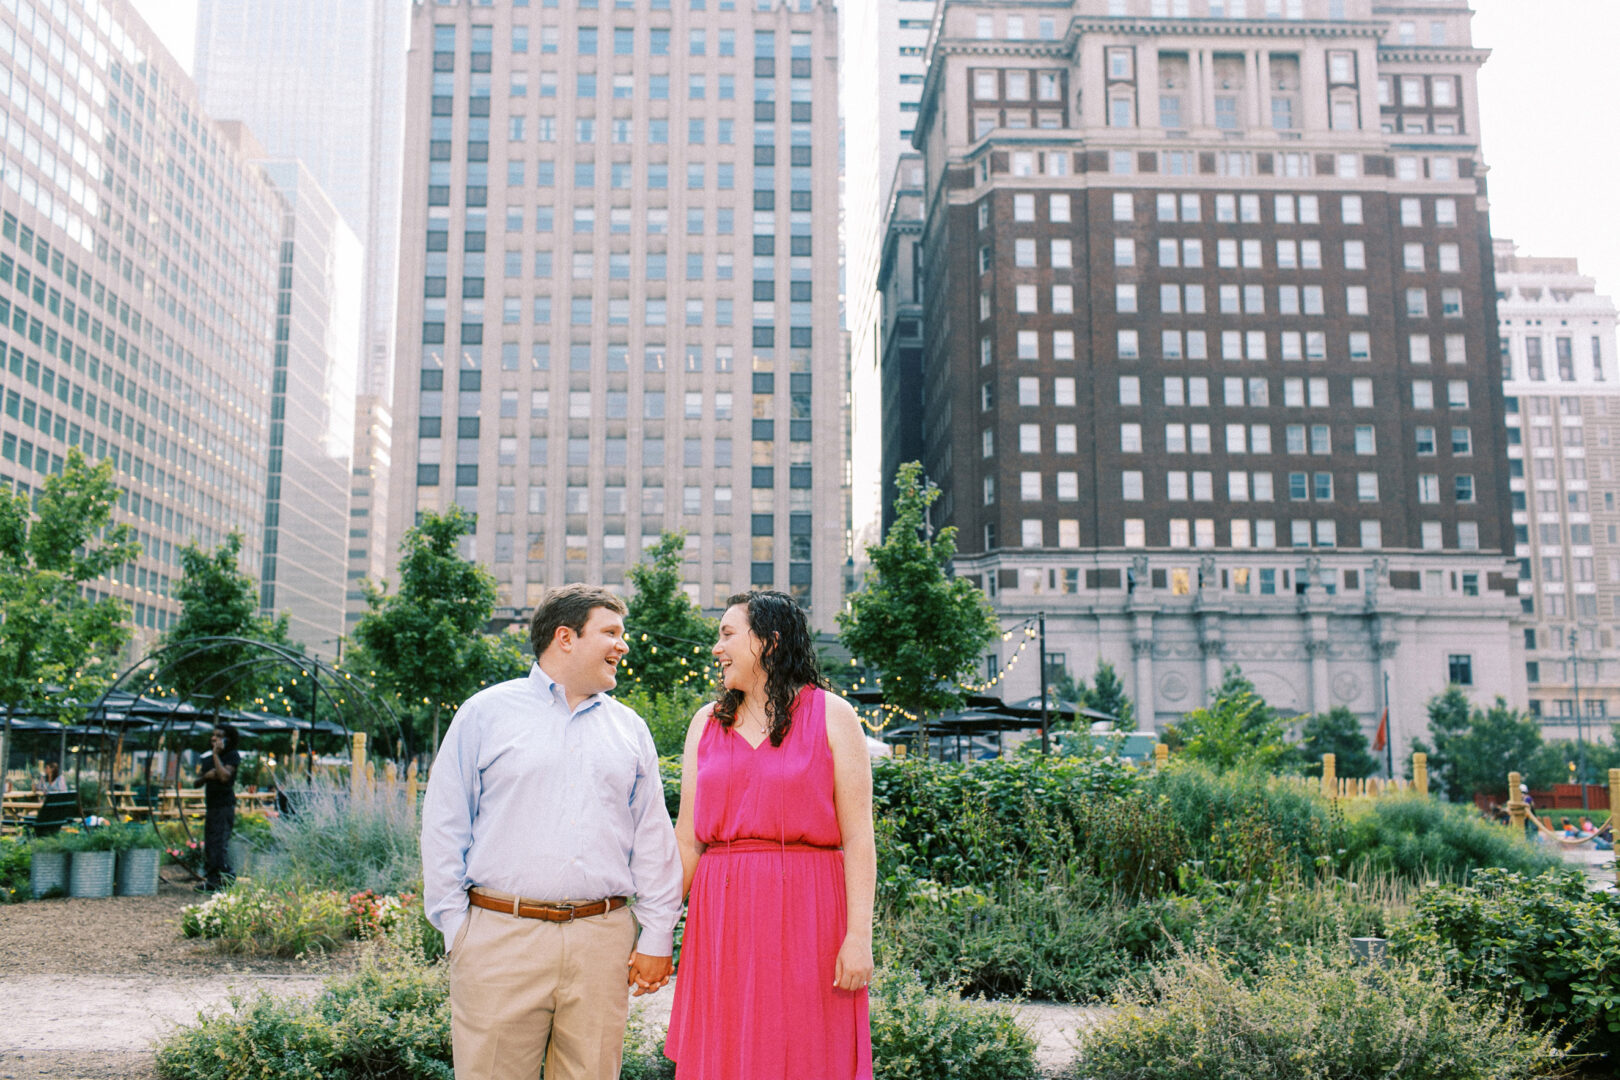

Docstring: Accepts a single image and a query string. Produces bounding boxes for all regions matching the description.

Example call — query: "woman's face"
[713,604,765,694]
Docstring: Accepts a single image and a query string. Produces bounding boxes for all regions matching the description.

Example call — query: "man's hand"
[627,951,672,996]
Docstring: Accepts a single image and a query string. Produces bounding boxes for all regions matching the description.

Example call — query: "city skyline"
[126,0,1620,320]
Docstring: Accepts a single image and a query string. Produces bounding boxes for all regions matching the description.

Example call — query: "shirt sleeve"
[624,720,682,956]
[420,703,480,950]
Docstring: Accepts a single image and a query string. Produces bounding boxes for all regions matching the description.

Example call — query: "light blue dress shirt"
[421,663,683,954]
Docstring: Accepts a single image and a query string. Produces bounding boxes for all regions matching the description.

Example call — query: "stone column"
[1306,638,1331,717]
[1191,49,1210,129]
[1244,50,1262,128]
[1132,637,1156,732]
[1138,47,1161,129]
[1257,51,1273,129]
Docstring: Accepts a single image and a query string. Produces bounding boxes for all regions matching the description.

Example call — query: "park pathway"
[0,971,1107,1079]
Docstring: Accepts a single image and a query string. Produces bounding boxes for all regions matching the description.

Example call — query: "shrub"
[620,1007,677,1080]
[181,879,351,958]
[55,824,121,852]
[156,933,451,1080]
[1339,794,1561,883]
[1072,947,1567,1080]
[1390,868,1620,1060]
[256,780,420,895]
[1144,763,1336,885]
[0,837,29,902]
[869,967,1038,1080]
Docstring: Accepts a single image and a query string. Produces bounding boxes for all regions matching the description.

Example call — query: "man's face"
[562,607,630,696]
[211,730,226,752]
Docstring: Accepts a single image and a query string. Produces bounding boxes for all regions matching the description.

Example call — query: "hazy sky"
[131,0,1620,296]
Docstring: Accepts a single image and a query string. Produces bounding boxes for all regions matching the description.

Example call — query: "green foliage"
[618,685,708,759]
[622,531,718,698]
[839,461,1000,723]
[1414,688,1545,799]
[870,754,1159,896]
[254,780,422,896]
[351,507,521,751]
[160,533,293,709]
[181,879,352,957]
[1391,868,1620,1059]
[1080,660,1136,731]
[1161,671,1298,772]
[0,836,29,902]
[1300,706,1378,779]
[869,967,1038,1080]
[156,933,452,1080]
[1072,946,1567,1080]
[55,825,122,852]
[0,448,140,722]
[1143,764,1334,884]
[620,1008,677,1080]
[1528,733,1620,791]
[1339,794,1560,883]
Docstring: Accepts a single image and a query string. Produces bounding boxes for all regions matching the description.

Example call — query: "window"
[1448,655,1473,687]
[1112,193,1134,221]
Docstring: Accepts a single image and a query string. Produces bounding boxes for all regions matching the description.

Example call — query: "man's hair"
[529,584,628,656]
[213,723,239,753]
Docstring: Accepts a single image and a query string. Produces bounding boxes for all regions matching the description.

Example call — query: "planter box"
[68,849,115,899]
[29,850,68,899]
[116,848,161,896]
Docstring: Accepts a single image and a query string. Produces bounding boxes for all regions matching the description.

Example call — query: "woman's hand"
[832,933,873,993]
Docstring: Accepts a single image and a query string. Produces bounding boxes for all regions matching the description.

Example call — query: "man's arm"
[624,721,682,993]
[420,706,480,951]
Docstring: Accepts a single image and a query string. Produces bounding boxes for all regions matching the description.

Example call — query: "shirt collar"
[529,662,606,716]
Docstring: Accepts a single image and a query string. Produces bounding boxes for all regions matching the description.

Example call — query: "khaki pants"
[448,899,638,1080]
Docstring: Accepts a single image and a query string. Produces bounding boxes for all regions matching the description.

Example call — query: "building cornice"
[1377,45,1491,65]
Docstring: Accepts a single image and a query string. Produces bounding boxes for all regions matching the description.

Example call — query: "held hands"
[628,951,673,996]
[832,934,874,994]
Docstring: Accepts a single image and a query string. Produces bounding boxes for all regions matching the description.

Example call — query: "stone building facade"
[902,0,1519,753]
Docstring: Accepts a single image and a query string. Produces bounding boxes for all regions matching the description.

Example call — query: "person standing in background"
[197,724,239,891]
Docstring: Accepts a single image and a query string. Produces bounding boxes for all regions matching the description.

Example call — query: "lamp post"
[1569,628,1590,810]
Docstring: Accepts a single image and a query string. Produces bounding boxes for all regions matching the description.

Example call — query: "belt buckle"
[550,901,576,922]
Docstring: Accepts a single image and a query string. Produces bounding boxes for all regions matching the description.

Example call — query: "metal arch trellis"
[80,636,409,864]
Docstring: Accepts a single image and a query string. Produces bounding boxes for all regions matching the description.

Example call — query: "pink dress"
[665,686,873,1079]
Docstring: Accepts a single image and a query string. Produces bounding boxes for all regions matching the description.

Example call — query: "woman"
[665,591,875,1079]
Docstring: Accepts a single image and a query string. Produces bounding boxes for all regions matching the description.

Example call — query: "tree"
[622,531,718,698]
[1163,665,1298,772]
[837,462,999,727]
[1300,706,1377,779]
[1412,688,1544,799]
[160,533,292,709]
[351,508,519,752]
[0,449,140,748]
[1080,660,1136,731]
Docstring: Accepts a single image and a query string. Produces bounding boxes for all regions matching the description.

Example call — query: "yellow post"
[1369,777,1382,798]
[405,759,420,812]
[1321,753,1336,799]
[1506,770,1526,836]
[1413,753,1428,797]
[1154,743,1170,769]
[366,760,377,794]
[350,731,367,799]
[384,760,398,795]
[893,743,907,760]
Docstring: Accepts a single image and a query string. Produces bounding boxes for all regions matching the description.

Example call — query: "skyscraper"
[387,0,846,627]
[194,0,410,623]
[845,0,932,551]
[0,0,281,649]
[901,0,1517,749]
[1497,240,1620,741]
[255,158,363,656]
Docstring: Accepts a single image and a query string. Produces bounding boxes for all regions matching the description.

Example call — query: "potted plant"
[61,826,118,898]
[113,823,164,896]
[28,834,68,899]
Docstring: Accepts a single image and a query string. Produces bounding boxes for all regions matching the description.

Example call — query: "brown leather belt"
[468,887,628,923]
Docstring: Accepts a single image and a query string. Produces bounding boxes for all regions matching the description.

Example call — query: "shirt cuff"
[438,907,468,954]
[635,926,674,957]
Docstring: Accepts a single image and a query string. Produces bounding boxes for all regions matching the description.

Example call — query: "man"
[197,725,239,891]
[422,584,682,1080]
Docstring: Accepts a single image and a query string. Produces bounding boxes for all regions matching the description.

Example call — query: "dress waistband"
[708,839,842,854]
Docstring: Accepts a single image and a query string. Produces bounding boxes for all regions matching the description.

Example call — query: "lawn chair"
[23,791,80,837]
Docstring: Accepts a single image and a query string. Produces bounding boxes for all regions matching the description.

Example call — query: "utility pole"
[1383,670,1394,780]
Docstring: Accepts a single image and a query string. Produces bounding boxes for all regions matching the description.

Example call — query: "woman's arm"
[826,693,876,992]
[673,704,713,899]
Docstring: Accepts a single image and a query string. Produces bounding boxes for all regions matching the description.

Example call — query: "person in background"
[35,762,67,793]
[1579,816,1598,834]
[197,724,240,891]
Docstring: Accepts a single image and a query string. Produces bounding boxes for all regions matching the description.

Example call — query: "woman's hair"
[213,723,239,753]
[712,590,826,747]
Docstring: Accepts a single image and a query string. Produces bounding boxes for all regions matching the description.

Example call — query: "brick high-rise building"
[0,0,281,652]
[1497,240,1620,744]
[387,0,846,627]
[903,0,1519,751]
